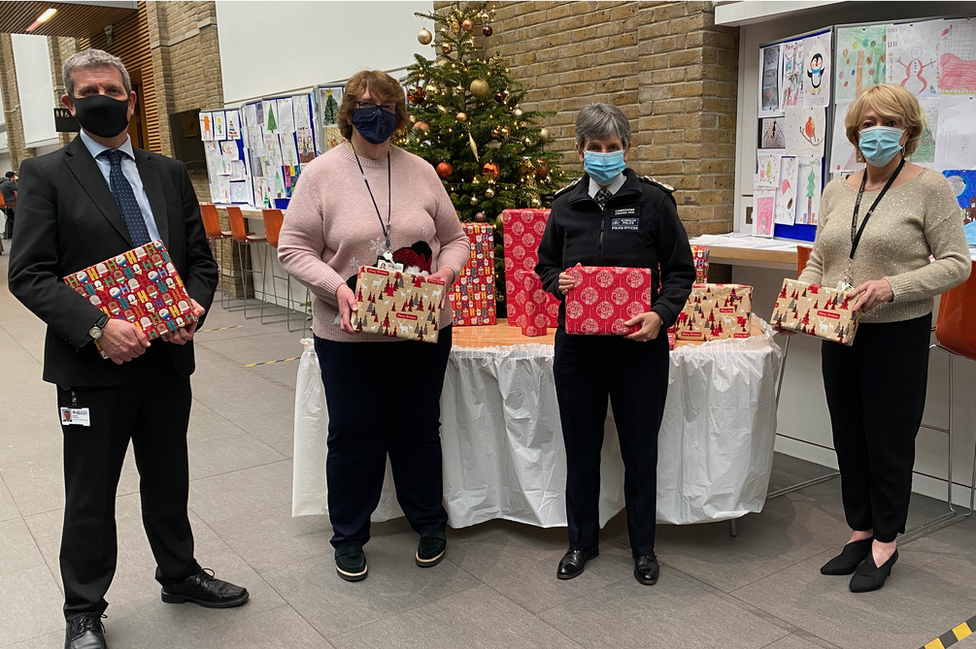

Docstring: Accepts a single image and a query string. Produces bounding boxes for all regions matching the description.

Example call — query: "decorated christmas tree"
[399,1,567,315]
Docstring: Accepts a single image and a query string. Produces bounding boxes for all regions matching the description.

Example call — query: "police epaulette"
[554,176,583,196]
[640,176,675,193]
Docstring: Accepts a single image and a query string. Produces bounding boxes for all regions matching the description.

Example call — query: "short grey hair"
[575,103,631,150]
[62,49,131,98]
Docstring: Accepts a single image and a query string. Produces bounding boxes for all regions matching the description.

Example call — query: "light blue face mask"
[583,150,626,185]
[858,125,905,167]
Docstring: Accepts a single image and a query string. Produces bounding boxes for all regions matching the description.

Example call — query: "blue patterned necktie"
[103,149,151,246]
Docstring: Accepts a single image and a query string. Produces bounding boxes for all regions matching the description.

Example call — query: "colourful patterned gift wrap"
[675,283,753,342]
[564,265,653,336]
[691,244,709,283]
[511,269,550,336]
[502,208,559,328]
[352,266,445,343]
[770,278,860,346]
[63,241,199,360]
[450,223,496,326]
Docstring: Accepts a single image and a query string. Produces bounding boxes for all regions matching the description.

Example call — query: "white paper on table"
[886,20,942,97]
[756,150,783,188]
[835,24,889,104]
[213,111,226,140]
[785,106,826,156]
[936,95,976,169]
[262,100,279,134]
[279,135,300,167]
[803,33,831,107]
[276,97,295,133]
[753,187,777,237]
[794,156,823,226]
[911,97,940,168]
[199,112,213,141]
[225,110,241,140]
[759,43,783,117]
[830,102,864,174]
[294,95,312,130]
[941,19,976,94]
[775,156,798,225]
[781,40,804,108]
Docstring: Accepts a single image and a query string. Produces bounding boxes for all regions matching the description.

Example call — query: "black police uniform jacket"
[535,169,695,329]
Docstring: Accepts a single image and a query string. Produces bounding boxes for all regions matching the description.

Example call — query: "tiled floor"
[2,242,975,649]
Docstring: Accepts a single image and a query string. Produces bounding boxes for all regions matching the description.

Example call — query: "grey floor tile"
[538,567,788,649]
[907,516,976,557]
[0,518,45,576]
[188,430,286,481]
[189,605,334,649]
[0,565,64,647]
[3,631,63,649]
[209,506,335,574]
[198,330,306,368]
[760,632,842,649]
[189,460,294,525]
[262,531,479,639]
[330,584,582,649]
[0,458,64,518]
[0,477,20,522]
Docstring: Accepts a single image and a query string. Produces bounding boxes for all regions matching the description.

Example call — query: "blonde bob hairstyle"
[845,84,923,162]
[337,70,409,141]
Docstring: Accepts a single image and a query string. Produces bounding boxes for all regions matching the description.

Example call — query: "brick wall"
[436,1,739,235]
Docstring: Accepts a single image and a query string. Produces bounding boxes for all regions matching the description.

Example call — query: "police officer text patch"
[611,217,639,231]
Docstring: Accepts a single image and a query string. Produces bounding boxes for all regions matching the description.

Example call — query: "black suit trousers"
[57,345,200,620]
[553,329,670,558]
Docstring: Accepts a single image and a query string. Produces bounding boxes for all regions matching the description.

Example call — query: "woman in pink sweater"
[278,70,469,582]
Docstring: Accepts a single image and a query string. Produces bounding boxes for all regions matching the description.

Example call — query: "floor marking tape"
[245,357,299,368]
[921,616,976,649]
[197,325,244,333]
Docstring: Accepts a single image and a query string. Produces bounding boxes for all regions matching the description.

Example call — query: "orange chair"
[199,203,234,308]
[260,208,305,331]
[227,206,266,318]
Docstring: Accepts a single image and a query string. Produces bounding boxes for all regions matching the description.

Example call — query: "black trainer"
[416,531,447,567]
[335,544,368,581]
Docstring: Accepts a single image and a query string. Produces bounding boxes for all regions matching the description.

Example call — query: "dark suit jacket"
[8,136,217,387]
[0,177,16,207]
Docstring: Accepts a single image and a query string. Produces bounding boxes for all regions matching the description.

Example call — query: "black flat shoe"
[556,546,599,580]
[849,549,898,593]
[634,554,660,585]
[160,568,249,607]
[820,538,873,575]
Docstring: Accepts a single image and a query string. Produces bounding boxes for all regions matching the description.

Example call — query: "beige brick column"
[48,36,80,148]
[0,33,35,170]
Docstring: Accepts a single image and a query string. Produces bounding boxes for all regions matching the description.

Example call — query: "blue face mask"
[858,125,905,167]
[583,150,626,185]
[352,106,398,144]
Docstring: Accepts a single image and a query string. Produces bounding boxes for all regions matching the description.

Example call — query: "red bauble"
[407,87,426,104]
[482,25,493,37]
[436,162,453,179]
[475,211,487,222]
[494,91,506,104]
[534,164,550,181]
[413,121,429,131]
[481,162,500,179]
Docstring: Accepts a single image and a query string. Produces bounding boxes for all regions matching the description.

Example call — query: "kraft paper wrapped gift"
[63,241,199,360]
[502,208,559,327]
[675,283,753,342]
[771,278,860,346]
[564,265,652,335]
[510,269,550,336]
[450,222,496,326]
[352,266,445,343]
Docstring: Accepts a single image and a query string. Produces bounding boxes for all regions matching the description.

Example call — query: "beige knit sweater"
[799,169,971,323]
[278,144,469,341]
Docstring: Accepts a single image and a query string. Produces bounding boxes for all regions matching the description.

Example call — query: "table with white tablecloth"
[292,317,782,528]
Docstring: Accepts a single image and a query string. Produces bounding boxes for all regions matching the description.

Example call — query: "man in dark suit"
[8,49,247,649]
[0,171,14,240]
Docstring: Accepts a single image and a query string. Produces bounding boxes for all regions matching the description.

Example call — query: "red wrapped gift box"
[63,241,198,360]
[450,223,496,326]
[564,265,652,335]
[502,208,559,327]
[510,269,550,336]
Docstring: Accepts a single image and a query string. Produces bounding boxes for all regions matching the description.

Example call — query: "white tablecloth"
[293,317,782,527]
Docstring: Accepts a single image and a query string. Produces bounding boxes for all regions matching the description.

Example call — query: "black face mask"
[71,94,130,138]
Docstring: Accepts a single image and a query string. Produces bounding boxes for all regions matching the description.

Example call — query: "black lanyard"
[849,158,904,262]
[351,144,392,252]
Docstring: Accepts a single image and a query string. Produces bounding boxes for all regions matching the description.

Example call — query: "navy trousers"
[553,328,670,558]
[315,327,452,548]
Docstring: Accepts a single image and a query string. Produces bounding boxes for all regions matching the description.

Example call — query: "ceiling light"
[37,8,57,22]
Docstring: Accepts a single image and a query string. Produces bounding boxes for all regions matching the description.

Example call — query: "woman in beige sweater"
[798,84,970,592]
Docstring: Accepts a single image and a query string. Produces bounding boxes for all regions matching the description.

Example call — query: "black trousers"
[56,345,200,621]
[553,328,670,558]
[821,313,932,543]
[315,327,452,548]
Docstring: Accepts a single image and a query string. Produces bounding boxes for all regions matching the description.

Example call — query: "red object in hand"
[564,265,652,336]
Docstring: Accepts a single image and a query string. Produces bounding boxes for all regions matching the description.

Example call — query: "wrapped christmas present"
[63,241,199,360]
[352,266,445,343]
[450,222,496,326]
[564,265,652,336]
[502,208,559,327]
[691,244,709,283]
[771,278,860,346]
[510,269,549,336]
[675,283,753,341]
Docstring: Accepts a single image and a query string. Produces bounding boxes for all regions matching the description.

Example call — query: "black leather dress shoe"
[556,546,599,580]
[160,568,249,607]
[65,613,107,649]
[820,538,873,575]
[849,549,898,593]
[634,554,660,585]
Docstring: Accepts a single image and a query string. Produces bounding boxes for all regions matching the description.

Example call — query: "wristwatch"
[88,313,110,341]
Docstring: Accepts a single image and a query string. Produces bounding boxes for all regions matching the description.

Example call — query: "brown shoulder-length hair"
[845,84,923,161]
[337,70,409,141]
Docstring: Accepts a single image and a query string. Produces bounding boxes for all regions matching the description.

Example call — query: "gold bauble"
[469,78,490,99]
[490,127,500,139]
[426,83,439,94]
[539,128,551,143]
[499,126,510,138]
[461,19,473,31]
[470,196,479,205]
[437,104,448,114]
[530,197,542,208]
[485,140,502,150]
[485,187,495,198]
[519,157,534,172]
[413,121,429,131]
[442,43,453,54]
[456,112,467,122]
[522,136,533,146]
[513,108,523,118]
[417,29,433,45]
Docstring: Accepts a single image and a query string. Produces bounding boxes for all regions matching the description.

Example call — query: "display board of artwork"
[200,108,249,205]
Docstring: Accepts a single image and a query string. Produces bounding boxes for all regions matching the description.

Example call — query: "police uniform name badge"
[610,207,639,232]
[60,407,91,427]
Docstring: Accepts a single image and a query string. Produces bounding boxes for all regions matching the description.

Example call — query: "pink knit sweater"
[278,144,469,342]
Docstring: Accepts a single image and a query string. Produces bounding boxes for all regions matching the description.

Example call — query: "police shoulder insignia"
[554,176,583,196]
[640,176,675,193]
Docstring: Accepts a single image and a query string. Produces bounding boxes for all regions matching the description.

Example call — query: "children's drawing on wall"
[887,20,941,97]
[321,87,343,126]
[941,19,976,94]
[781,40,804,108]
[756,152,781,188]
[225,110,241,140]
[263,100,278,134]
[277,97,296,134]
[280,135,299,167]
[936,95,976,169]
[785,106,826,156]
[297,127,316,164]
[294,96,312,131]
[760,117,786,148]
[830,102,865,174]
[803,33,831,107]
[213,111,226,140]
[199,112,214,141]
[760,44,782,117]
[941,169,976,217]
[794,156,822,225]
[775,156,798,225]
[835,24,888,103]
[753,187,776,238]
[910,97,939,167]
